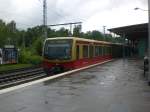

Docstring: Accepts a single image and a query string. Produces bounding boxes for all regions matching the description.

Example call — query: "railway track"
[0,67,46,89]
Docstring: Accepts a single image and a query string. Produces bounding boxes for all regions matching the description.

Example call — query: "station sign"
[4,45,15,48]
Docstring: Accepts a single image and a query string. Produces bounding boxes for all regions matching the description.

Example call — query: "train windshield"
[44,39,72,60]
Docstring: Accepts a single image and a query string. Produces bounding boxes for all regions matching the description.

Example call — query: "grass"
[0,64,34,72]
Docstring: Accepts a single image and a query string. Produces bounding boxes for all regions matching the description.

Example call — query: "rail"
[0,67,45,89]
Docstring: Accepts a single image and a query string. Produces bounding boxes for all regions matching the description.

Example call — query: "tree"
[32,37,43,56]
[91,30,104,40]
[73,25,81,37]
[55,27,69,37]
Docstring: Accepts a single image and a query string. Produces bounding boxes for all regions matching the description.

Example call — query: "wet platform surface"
[0,59,150,112]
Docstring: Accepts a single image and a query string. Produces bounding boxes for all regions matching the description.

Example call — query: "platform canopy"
[108,23,148,40]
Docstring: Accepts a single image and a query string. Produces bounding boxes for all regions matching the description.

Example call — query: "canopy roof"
[108,23,148,40]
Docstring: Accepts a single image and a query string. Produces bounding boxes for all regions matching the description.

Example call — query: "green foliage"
[55,27,69,37]
[0,64,33,72]
[91,30,104,40]
[0,19,124,49]
[32,37,43,56]
[80,30,104,41]
[19,49,42,65]
[73,25,81,37]
[0,19,20,47]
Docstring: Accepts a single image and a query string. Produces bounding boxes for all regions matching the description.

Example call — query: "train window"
[103,46,106,56]
[108,47,110,55]
[95,46,99,57]
[110,47,112,55]
[83,45,89,58]
[106,47,108,55]
[76,45,80,60]
[98,46,102,56]
[89,46,93,58]
[106,46,108,55]
[100,46,102,56]
[107,47,110,55]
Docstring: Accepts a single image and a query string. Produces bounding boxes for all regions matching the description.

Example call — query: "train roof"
[45,37,115,45]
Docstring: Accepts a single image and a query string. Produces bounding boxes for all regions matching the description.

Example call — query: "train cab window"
[83,45,89,58]
[44,39,72,60]
[76,45,80,60]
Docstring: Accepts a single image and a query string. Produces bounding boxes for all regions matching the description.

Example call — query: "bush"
[19,48,42,65]
[29,55,43,65]
[32,37,43,56]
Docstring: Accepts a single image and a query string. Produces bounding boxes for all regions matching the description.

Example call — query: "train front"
[42,38,74,74]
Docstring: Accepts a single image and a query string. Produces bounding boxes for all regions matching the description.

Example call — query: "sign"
[4,45,15,48]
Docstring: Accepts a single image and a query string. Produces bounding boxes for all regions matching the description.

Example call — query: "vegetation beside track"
[0,64,34,73]
[19,48,43,65]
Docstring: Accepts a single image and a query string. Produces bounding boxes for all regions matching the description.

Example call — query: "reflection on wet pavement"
[0,59,150,112]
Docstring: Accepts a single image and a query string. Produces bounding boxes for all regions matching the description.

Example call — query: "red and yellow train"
[42,37,123,74]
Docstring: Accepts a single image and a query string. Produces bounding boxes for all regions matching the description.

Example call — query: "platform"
[0,59,150,112]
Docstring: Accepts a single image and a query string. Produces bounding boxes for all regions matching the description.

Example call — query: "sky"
[0,0,148,32]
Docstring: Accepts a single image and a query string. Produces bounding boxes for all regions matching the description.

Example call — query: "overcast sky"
[0,0,148,32]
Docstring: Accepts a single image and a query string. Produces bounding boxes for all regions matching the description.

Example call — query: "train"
[42,37,124,74]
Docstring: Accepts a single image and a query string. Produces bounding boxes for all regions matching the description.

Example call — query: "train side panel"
[70,39,113,69]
